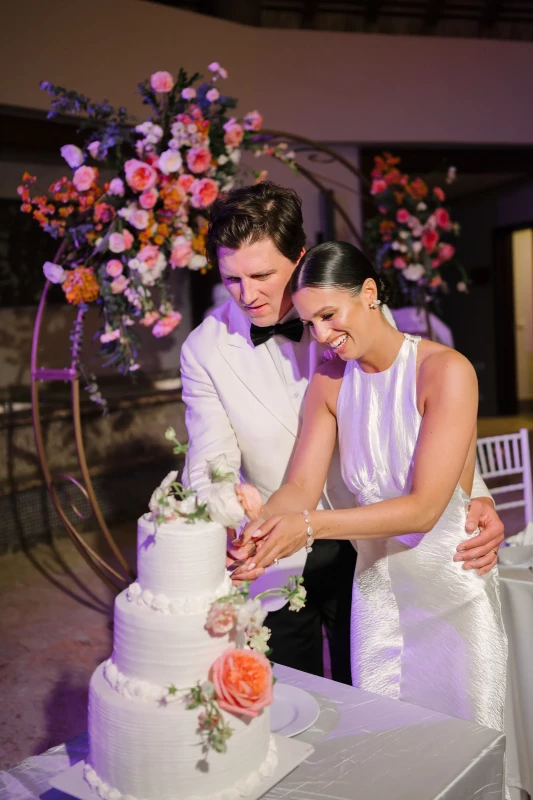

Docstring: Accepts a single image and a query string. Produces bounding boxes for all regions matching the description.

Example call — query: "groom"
[180,181,503,684]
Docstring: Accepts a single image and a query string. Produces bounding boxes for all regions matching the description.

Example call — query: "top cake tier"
[136,514,227,599]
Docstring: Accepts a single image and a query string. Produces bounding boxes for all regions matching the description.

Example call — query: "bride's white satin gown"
[337,334,507,733]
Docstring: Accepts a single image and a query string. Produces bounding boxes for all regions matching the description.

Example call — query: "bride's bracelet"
[302,510,314,553]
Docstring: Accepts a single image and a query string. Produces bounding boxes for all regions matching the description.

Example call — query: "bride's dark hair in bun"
[291,241,392,307]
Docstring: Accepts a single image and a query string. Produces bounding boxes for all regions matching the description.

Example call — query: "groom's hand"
[226,528,258,581]
[454,497,504,575]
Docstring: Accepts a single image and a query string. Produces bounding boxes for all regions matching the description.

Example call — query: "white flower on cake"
[206,481,246,527]
[236,598,267,637]
[206,453,237,483]
[248,626,271,655]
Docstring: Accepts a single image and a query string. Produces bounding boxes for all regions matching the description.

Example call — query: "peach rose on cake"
[205,602,237,636]
[191,178,218,209]
[186,146,212,174]
[124,159,157,193]
[211,649,273,719]
[150,71,174,93]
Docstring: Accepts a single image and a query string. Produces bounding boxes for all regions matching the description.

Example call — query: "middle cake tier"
[113,590,235,689]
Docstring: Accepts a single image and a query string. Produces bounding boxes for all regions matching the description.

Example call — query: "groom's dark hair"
[206,181,306,270]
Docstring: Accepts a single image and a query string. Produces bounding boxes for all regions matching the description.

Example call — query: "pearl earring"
[369,299,382,309]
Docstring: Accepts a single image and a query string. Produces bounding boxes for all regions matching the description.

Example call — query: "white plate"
[270,682,320,737]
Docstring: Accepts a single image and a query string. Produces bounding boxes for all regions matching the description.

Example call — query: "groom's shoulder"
[182,299,234,358]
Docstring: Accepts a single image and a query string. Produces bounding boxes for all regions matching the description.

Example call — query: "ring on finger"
[273,558,280,566]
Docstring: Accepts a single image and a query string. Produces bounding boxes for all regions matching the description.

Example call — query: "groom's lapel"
[218,304,299,437]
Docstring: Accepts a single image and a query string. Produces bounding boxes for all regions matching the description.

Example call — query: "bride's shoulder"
[315,356,346,381]
[417,340,476,387]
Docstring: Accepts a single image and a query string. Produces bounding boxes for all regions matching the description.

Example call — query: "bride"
[235,241,507,732]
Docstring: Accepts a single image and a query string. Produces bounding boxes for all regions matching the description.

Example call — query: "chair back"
[476,428,533,525]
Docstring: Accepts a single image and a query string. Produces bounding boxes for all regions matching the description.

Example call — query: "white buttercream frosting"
[126,571,233,614]
[84,735,277,800]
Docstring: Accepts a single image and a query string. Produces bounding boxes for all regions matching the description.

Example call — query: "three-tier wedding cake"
[83,449,279,800]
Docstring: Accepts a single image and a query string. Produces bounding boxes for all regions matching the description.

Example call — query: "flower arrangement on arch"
[19,64,296,403]
[364,153,468,308]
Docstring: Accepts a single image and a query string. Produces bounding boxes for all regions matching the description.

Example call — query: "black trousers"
[265,540,356,685]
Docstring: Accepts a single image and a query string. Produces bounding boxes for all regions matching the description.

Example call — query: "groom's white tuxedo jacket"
[180,298,490,611]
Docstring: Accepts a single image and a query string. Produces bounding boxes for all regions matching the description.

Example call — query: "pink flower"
[438,243,456,263]
[429,275,443,288]
[87,141,101,160]
[206,88,220,103]
[43,261,66,284]
[223,119,244,148]
[211,649,273,719]
[150,71,174,93]
[139,311,160,327]
[139,188,158,209]
[73,165,97,192]
[181,87,196,100]
[421,229,439,254]
[433,186,445,202]
[435,207,452,230]
[191,177,218,209]
[396,209,410,224]
[371,179,387,195]
[152,311,182,338]
[170,238,193,268]
[378,205,388,214]
[106,259,123,278]
[100,328,121,343]
[186,146,212,174]
[393,256,407,269]
[111,275,130,294]
[205,602,237,636]
[108,178,125,197]
[431,257,441,269]
[234,483,263,521]
[109,230,134,254]
[244,110,263,132]
[124,159,157,192]
[129,208,150,230]
[60,144,84,169]
[137,245,161,270]
[178,174,195,192]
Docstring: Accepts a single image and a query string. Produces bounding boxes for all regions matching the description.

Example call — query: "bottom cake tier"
[86,663,276,800]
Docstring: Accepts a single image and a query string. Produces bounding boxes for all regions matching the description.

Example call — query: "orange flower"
[407,178,428,199]
[63,267,99,305]
[211,649,273,719]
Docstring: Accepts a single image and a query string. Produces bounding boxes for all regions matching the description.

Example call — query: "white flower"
[399,231,409,240]
[176,494,198,515]
[229,150,241,164]
[446,166,457,184]
[248,626,271,654]
[456,281,468,293]
[160,470,179,490]
[217,154,228,165]
[108,178,125,196]
[288,584,307,612]
[416,202,427,211]
[206,482,245,527]
[391,242,400,251]
[158,150,183,175]
[206,88,220,102]
[181,87,196,100]
[201,681,216,700]
[188,254,207,271]
[237,598,267,636]
[43,261,66,284]
[412,241,423,254]
[207,454,236,482]
[60,144,84,169]
[403,264,425,282]
[87,141,101,159]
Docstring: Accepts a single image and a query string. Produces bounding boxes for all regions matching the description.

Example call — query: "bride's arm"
[238,349,478,574]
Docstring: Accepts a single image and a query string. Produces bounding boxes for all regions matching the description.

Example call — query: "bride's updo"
[291,241,391,306]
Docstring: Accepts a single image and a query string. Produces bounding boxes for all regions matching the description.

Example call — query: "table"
[0,665,505,800]
[499,560,533,800]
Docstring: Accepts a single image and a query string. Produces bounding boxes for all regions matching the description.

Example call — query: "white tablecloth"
[500,557,533,799]
[0,665,506,800]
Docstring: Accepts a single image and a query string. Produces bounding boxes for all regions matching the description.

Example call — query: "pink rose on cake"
[211,649,273,718]
[205,602,237,636]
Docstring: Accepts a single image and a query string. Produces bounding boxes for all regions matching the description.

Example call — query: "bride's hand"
[232,513,307,581]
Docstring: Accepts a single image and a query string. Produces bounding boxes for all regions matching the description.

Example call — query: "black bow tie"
[250,317,304,347]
